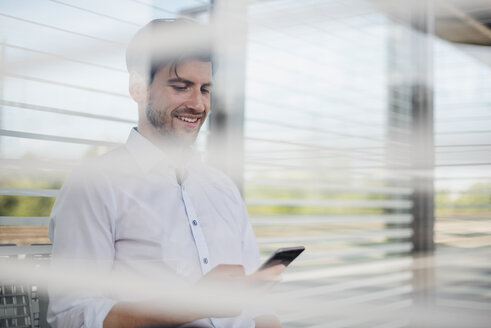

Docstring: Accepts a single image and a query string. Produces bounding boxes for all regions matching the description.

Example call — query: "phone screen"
[259,246,305,270]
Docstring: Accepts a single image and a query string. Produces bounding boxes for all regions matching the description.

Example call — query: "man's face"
[145,60,212,146]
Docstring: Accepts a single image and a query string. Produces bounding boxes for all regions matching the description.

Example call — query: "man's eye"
[201,89,210,94]
[172,85,187,91]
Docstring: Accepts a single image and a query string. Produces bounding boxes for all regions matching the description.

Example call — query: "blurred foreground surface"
[1,0,490,327]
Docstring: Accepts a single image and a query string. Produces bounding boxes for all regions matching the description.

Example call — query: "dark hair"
[125,18,213,83]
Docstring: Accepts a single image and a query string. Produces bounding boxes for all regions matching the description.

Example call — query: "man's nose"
[188,88,207,112]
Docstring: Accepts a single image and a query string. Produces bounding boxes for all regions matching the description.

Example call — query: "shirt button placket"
[181,188,211,274]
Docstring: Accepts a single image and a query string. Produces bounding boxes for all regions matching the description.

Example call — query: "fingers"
[201,264,246,283]
[208,264,245,277]
[201,263,285,293]
[215,264,246,276]
[255,264,285,281]
[247,264,285,287]
[262,264,286,275]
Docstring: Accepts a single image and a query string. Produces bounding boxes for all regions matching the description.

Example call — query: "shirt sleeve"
[47,166,117,328]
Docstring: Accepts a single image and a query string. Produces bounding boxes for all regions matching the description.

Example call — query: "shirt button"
[203,258,208,264]
[192,220,198,226]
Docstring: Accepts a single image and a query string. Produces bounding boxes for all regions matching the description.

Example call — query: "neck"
[137,122,192,166]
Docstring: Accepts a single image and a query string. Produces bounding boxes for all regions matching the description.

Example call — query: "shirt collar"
[125,127,202,173]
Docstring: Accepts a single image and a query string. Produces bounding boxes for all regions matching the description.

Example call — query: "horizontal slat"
[437,285,491,300]
[0,187,59,197]
[257,228,412,244]
[0,129,120,147]
[435,176,491,180]
[284,257,413,282]
[0,41,127,72]
[0,158,76,171]
[436,163,491,167]
[246,154,387,164]
[298,243,412,261]
[4,72,129,98]
[0,217,50,226]
[436,216,491,221]
[47,0,142,27]
[437,203,491,209]
[436,143,491,148]
[337,285,413,305]
[247,198,412,209]
[304,299,412,328]
[434,220,491,233]
[443,277,491,292]
[0,99,136,124]
[246,95,383,128]
[245,136,386,152]
[284,300,411,327]
[246,117,386,142]
[0,244,52,256]
[0,12,125,47]
[436,189,491,195]
[283,288,412,326]
[281,272,412,298]
[370,319,409,328]
[245,168,414,182]
[247,180,412,195]
[246,175,413,185]
[436,299,491,311]
[246,160,388,171]
[251,214,412,225]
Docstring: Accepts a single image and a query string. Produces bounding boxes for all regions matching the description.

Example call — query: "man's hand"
[200,263,246,283]
[103,264,285,328]
[196,264,285,317]
[249,265,285,328]
[200,263,285,288]
[248,264,286,287]
[255,314,283,328]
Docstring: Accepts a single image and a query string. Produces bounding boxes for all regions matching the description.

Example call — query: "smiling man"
[47,19,283,328]
[139,60,211,149]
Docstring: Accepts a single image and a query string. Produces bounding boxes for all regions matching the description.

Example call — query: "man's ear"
[128,72,148,103]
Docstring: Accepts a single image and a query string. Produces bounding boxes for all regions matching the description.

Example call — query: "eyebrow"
[167,78,212,88]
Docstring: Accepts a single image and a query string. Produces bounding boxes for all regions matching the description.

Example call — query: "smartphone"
[258,246,305,271]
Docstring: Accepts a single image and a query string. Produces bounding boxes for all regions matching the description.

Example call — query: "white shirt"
[48,128,262,328]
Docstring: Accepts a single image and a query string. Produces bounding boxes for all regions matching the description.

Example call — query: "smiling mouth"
[176,116,199,123]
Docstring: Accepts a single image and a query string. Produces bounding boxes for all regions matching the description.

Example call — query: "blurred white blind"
[434,38,491,311]
[244,1,415,327]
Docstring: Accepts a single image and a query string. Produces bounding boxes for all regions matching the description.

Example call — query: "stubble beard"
[145,102,200,148]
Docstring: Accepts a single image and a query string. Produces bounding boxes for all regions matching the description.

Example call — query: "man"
[48,19,284,328]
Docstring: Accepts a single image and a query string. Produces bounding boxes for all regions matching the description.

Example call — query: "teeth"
[178,116,198,123]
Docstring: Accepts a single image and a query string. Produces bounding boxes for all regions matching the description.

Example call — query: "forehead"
[158,60,212,83]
